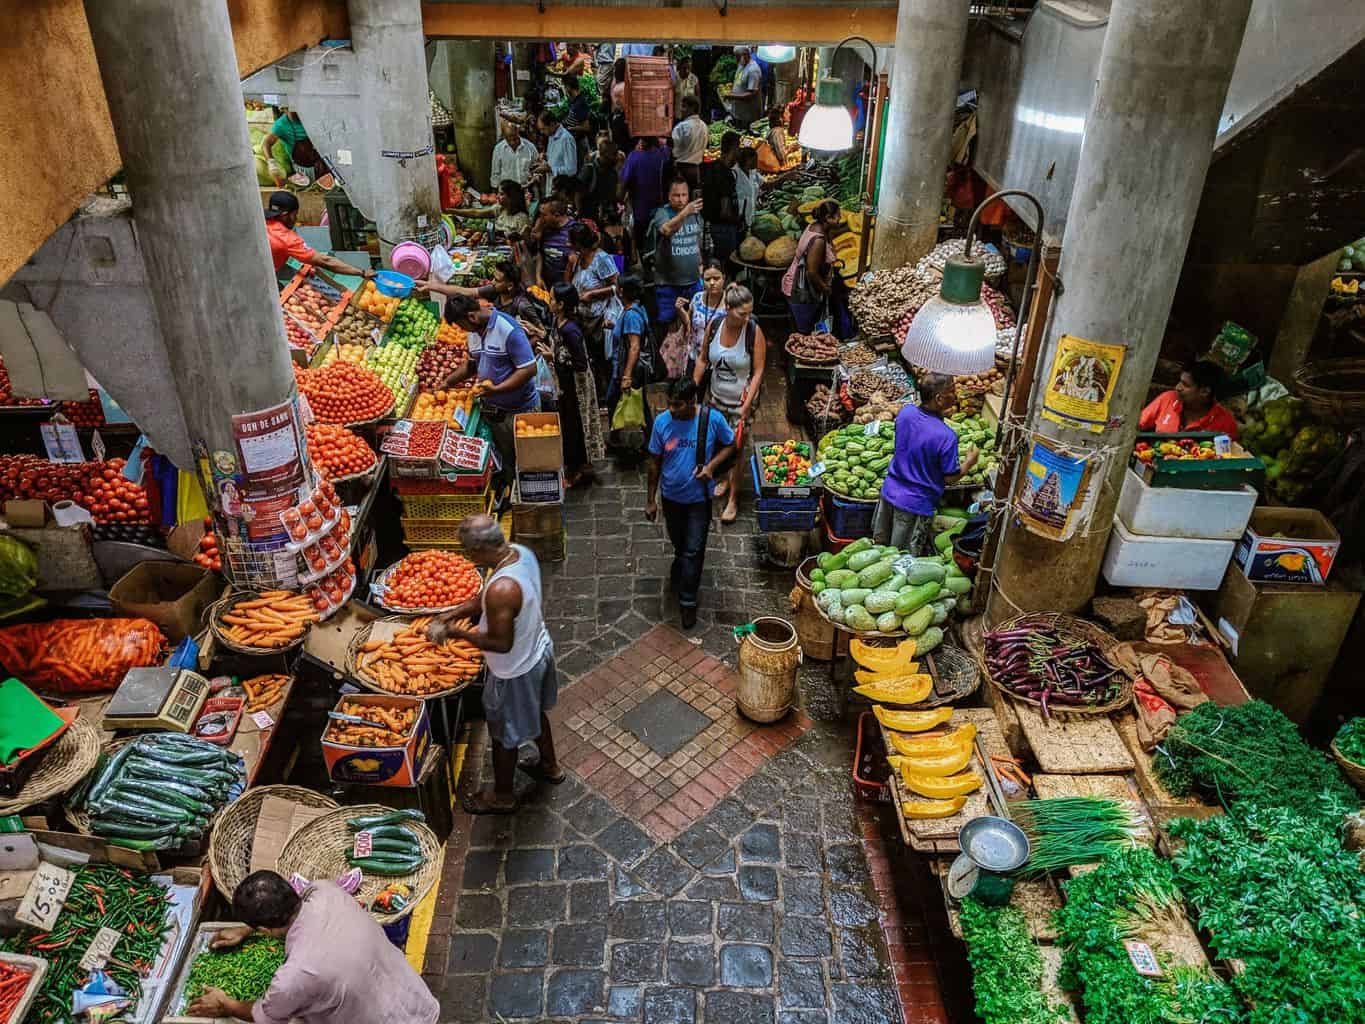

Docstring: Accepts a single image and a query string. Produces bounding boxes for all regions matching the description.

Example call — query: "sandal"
[460,790,519,815]
[521,761,567,785]
[712,480,730,500]
[720,505,739,525]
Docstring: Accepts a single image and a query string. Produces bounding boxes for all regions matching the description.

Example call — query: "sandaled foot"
[720,504,739,524]
[522,761,566,785]
[712,480,730,500]
[461,788,518,815]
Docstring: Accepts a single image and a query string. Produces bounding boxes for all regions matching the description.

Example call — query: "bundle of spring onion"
[1012,797,1145,875]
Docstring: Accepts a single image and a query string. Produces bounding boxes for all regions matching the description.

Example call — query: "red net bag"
[0,618,166,693]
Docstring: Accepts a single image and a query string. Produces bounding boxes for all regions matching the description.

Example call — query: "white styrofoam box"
[1116,466,1258,541]
[1102,516,1235,591]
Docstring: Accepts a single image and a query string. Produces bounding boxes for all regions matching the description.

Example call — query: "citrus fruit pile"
[305,423,376,480]
[383,550,482,609]
[294,362,392,424]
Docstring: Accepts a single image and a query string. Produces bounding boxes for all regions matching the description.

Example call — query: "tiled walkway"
[420,367,973,1022]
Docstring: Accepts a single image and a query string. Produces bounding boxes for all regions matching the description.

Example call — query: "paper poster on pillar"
[1016,439,1099,542]
[1041,335,1126,434]
[232,401,305,543]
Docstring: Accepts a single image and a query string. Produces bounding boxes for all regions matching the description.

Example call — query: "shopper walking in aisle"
[520,284,604,488]
[781,199,843,333]
[568,222,622,393]
[619,136,670,259]
[701,131,744,265]
[646,379,737,630]
[535,108,578,189]
[442,295,541,504]
[729,47,764,129]
[672,258,728,381]
[876,373,978,554]
[263,192,374,280]
[561,74,594,163]
[491,117,539,195]
[186,870,437,1024]
[576,134,620,228]
[693,283,766,524]
[422,258,549,329]
[649,177,705,337]
[670,95,708,190]
[430,515,561,814]
[609,275,654,412]
[532,196,576,289]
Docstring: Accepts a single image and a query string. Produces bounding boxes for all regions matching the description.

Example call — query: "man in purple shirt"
[875,373,978,554]
[619,136,670,258]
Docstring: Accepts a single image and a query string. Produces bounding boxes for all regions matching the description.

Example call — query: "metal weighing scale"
[102,667,212,732]
[946,816,1030,906]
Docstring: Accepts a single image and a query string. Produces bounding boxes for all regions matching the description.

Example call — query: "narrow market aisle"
[420,361,973,1023]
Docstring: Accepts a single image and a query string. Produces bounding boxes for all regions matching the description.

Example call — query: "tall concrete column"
[870,0,969,269]
[349,0,443,260]
[445,41,499,192]
[991,0,1255,621]
[82,1,301,509]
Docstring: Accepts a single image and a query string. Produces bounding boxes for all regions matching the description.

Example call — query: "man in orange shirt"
[264,192,373,279]
[1139,361,1239,439]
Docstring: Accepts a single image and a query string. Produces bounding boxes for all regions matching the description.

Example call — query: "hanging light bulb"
[756,45,796,63]
[900,257,998,374]
[797,76,854,152]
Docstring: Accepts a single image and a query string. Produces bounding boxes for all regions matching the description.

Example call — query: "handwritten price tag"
[79,926,123,971]
[352,831,373,857]
[251,710,275,730]
[1123,939,1163,977]
[863,419,882,437]
[17,862,75,930]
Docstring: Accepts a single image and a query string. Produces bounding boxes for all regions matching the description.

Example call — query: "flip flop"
[720,507,739,525]
[460,790,519,816]
[712,481,730,500]
[521,761,567,785]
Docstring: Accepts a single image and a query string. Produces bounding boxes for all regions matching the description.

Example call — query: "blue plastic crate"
[822,491,876,539]
[756,506,819,533]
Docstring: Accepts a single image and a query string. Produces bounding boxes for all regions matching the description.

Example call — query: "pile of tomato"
[59,391,106,428]
[193,518,222,572]
[0,455,151,523]
[294,363,392,424]
[383,550,482,609]
[305,423,377,481]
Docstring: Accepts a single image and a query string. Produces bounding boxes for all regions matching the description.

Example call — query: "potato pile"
[849,265,937,336]
[805,384,849,425]
[854,392,907,425]
[333,305,382,348]
[785,332,839,364]
[850,368,908,404]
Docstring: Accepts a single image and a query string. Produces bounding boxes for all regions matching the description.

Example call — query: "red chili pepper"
[95,892,105,914]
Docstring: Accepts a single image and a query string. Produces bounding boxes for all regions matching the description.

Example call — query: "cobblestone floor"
[421,372,973,1022]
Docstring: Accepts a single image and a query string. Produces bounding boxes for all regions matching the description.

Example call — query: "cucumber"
[864,591,899,615]
[879,572,907,593]
[933,523,965,553]
[369,836,424,856]
[842,537,873,558]
[876,610,901,633]
[809,568,825,582]
[347,809,427,830]
[87,743,136,809]
[844,605,877,632]
[363,823,424,842]
[894,581,942,616]
[112,780,213,816]
[100,792,198,825]
[846,549,883,573]
[90,817,179,840]
[903,605,935,636]
[929,603,950,626]
[839,588,872,608]
[347,854,424,875]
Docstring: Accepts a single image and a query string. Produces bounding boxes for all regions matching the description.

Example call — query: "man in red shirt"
[264,192,373,279]
[1139,360,1239,439]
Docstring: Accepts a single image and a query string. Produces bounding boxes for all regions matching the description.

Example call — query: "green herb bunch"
[1335,717,1365,765]
[1013,797,1145,875]
[1054,847,1242,1024]
[1170,804,1365,1024]
[1155,700,1355,824]
[183,936,286,1004]
[958,899,1069,1024]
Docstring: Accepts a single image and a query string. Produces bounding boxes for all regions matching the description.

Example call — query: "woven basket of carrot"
[345,615,483,699]
[210,591,319,655]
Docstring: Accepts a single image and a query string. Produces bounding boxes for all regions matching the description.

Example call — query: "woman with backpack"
[692,283,766,523]
[782,199,842,333]
[609,274,654,414]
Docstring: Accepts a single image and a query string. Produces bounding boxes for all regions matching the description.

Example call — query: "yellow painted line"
[404,738,468,974]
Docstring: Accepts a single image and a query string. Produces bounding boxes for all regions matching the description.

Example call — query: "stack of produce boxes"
[753,439,819,533]
[384,420,494,549]
[511,413,565,562]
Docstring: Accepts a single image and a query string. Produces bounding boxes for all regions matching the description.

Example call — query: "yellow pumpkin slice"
[855,665,919,685]
[896,744,973,777]
[887,724,977,758]
[900,767,983,799]
[873,706,952,732]
[901,795,967,819]
[849,637,917,672]
[852,674,933,705]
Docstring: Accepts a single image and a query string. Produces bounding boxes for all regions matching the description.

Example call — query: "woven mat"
[1040,946,1082,1024]
[1016,705,1134,774]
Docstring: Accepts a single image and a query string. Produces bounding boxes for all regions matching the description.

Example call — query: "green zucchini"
[894,581,942,616]
[839,588,872,608]
[368,836,424,856]
[347,808,427,830]
[87,743,136,808]
[943,575,972,596]
[842,537,873,558]
[346,854,424,875]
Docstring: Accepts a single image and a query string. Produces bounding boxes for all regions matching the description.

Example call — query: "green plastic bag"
[610,388,647,450]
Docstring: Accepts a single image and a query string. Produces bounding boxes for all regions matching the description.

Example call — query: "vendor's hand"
[209,926,252,951]
[644,499,658,522]
[361,268,376,281]
[964,446,980,470]
[674,297,689,315]
[427,618,452,645]
[187,988,236,1019]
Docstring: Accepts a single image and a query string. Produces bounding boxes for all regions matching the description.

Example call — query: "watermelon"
[751,213,785,243]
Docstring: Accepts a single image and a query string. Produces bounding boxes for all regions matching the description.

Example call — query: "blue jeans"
[661,497,712,609]
[654,282,699,325]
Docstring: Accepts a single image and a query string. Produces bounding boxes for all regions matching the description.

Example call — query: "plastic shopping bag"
[429,245,456,284]
[610,387,647,450]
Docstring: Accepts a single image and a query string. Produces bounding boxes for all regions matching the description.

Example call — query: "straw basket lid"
[275,803,441,924]
[976,611,1133,716]
[208,785,339,901]
[0,713,102,816]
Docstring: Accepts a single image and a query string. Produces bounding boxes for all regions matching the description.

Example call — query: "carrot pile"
[356,617,482,696]
[242,674,289,713]
[0,618,165,693]
[326,698,417,746]
[218,591,318,649]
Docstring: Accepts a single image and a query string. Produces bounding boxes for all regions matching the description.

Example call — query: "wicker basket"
[208,785,339,900]
[1292,358,1365,424]
[1331,740,1365,795]
[345,616,482,700]
[920,644,981,708]
[209,592,313,656]
[976,612,1133,715]
[369,560,483,615]
[276,803,441,923]
[0,713,102,816]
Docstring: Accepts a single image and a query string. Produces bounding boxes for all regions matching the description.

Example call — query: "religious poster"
[1016,438,1099,541]
[1041,334,1126,434]
[232,400,304,501]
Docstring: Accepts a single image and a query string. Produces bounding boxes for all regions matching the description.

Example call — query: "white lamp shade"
[757,45,796,63]
[797,103,854,152]
[900,296,998,375]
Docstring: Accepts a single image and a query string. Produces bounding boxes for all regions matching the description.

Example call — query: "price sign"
[91,429,107,463]
[352,831,373,857]
[807,460,826,480]
[863,420,882,437]
[16,862,75,930]
[1123,939,1163,977]
[251,710,275,730]
[79,926,123,971]
[41,421,85,464]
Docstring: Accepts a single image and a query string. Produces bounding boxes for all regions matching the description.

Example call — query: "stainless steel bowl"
[958,816,1030,872]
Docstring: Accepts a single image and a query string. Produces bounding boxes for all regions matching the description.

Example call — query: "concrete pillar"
[870,0,970,269]
[1269,248,1340,382]
[349,0,443,260]
[82,1,302,522]
[991,0,1255,621]
[445,40,499,192]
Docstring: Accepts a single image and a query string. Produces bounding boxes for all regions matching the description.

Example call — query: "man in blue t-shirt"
[646,379,736,628]
[443,294,542,503]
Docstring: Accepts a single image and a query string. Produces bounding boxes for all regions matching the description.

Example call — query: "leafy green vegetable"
[1155,700,1354,825]
[1335,717,1365,765]
[1171,805,1365,1024]
[959,899,1069,1024]
[1012,797,1144,875]
[709,54,737,89]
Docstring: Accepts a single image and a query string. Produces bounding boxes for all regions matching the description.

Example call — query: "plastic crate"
[392,462,491,495]
[516,470,565,504]
[822,518,860,553]
[757,506,819,533]
[751,444,819,499]
[399,519,465,547]
[398,488,491,520]
[852,712,892,802]
[822,491,876,539]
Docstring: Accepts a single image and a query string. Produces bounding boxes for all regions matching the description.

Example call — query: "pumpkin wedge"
[855,665,919,685]
[899,767,983,799]
[852,673,933,705]
[901,795,967,819]
[895,743,973,777]
[887,724,977,758]
[849,636,917,673]
[873,706,952,732]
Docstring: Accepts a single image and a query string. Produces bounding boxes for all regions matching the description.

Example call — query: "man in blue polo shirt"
[645,379,736,629]
[443,294,541,503]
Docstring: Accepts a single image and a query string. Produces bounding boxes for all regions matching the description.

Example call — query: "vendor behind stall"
[186,871,437,1024]
[875,373,978,555]
[264,192,373,279]
[1138,360,1239,439]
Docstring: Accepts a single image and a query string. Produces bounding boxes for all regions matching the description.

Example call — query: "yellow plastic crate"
[398,487,491,521]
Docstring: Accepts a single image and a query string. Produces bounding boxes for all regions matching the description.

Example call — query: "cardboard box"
[1233,507,1340,585]
[4,500,50,528]
[323,693,431,786]
[513,412,563,471]
[110,562,222,642]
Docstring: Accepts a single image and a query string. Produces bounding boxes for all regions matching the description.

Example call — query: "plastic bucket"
[736,616,800,723]
[375,270,414,298]
[391,242,431,280]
